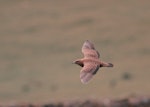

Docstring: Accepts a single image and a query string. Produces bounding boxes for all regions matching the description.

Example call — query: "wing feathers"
[80,63,100,84]
[80,72,93,84]
[82,40,100,58]
[74,40,114,84]
[82,40,95,50]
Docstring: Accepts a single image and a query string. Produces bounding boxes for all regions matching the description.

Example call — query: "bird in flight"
[73,40,113,84]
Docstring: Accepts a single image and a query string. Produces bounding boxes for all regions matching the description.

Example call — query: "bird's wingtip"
[81,80,89,84]
[84,40,89,43]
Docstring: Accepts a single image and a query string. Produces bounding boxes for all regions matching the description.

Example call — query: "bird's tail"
[100,61,113,67]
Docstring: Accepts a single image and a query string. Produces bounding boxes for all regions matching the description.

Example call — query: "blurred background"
[0,0,150,103]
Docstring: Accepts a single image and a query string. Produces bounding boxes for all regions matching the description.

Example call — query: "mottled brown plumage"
[73,40,113,84]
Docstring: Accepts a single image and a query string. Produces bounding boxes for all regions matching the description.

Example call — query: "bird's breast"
[82,58,101,65]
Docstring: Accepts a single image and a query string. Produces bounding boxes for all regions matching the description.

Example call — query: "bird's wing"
[82,40,100,58]
[80,62,99,84]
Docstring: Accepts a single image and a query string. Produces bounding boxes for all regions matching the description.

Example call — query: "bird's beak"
[72,61,76,64]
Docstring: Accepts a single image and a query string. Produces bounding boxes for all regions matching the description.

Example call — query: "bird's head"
[73,60,84,67]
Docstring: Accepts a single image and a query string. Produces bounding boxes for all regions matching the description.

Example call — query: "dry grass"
[0,0,150,103]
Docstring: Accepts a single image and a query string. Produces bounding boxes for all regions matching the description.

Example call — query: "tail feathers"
[101,62,113,67]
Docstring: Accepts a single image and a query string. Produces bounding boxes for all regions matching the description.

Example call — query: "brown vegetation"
[1,96,150,107]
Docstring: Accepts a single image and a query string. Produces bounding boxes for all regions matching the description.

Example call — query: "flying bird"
[73,40,113,84]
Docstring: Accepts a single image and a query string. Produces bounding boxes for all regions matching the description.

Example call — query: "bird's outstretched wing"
[80,62,99,84]
[82,40,100,59]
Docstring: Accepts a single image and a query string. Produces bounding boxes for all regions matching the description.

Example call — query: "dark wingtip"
[85,40,89,43]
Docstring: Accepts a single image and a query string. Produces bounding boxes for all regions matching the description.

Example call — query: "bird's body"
[73,40,113,84]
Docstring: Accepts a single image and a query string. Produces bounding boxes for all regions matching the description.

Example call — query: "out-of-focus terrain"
[1,96,150,107]
[0,0,150,104]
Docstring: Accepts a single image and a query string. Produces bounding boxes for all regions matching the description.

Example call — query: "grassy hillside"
[0,0,150,103]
